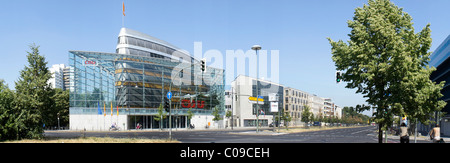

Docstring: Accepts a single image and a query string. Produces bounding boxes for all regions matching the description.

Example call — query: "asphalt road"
[44,126,429,143]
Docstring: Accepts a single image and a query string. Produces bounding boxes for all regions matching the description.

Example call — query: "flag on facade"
[117,105,119,116]
[97,101,102,115]
[111,101,113,116]
[122,2,125,16]
[103,101,106,116]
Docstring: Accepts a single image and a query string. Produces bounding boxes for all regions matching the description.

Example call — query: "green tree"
[13,44,52,139]
[281,111,292,129]
[328,0,445,143]
[154,103,167,130]
[52,88,70,128]
[212,106,222,121]
[342,105,371,125]
[301,105,313,124]
[0,80,16,140]
[187,108,194,127]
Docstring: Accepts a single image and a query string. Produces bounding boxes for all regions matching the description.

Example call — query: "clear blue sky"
[1,0,450,114]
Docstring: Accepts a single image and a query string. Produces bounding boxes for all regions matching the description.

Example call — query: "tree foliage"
[51,88,70,127]
[342,106,371,124]
[0,80,16,140]
[301,105,313,123]
[328,0,446,131]
[0,44,70,141]
[212,106,222,121]
[13,43,52,139]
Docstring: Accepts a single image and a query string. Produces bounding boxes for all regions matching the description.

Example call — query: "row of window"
[285,89,309,99]
[285,104,307,112]
[118,36,177,56]
[117,47,169,59]
[285,97,309,105]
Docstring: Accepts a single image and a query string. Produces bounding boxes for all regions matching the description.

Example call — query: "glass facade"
[117,35,181,59]
[251,80,284,116]
[429,35,450,68]
[430,35,450,115]
[116,28,193,63]
[69,50,225,122]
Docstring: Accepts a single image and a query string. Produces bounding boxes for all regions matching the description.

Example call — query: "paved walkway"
[386,134,450,143]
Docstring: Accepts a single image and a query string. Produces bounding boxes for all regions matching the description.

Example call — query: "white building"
[310,94,325,118]
[231,75,284,127]
[323,98,342,119]
[48,64,66,90]
[227,75,344,127]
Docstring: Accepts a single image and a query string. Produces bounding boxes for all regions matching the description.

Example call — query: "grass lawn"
[2,137,180,143]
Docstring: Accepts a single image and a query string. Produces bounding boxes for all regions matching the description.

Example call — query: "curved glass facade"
[116,28,193,63]
[69,50,225,115]
[69,28,225,130]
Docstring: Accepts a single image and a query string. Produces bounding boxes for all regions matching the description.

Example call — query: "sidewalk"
[386,134,450,143]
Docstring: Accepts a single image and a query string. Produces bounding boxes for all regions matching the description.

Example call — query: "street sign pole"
[167,92,172,140]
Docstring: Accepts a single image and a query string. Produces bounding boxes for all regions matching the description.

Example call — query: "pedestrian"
[429,124,441,143]
[400,123,409,143]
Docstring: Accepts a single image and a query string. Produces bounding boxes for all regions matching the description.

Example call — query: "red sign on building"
[84,59,98,66]
[181,99,205,109]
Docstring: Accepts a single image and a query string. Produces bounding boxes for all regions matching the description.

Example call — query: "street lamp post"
[251,45,261,133]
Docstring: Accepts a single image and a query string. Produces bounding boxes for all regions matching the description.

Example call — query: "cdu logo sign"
[84,59,98,66]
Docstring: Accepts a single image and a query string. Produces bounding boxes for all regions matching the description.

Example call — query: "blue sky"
[1,0,450,114]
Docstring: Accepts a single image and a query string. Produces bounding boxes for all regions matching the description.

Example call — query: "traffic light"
[164,97,170,112]
[336,71,341,83]
[201,58,206,72]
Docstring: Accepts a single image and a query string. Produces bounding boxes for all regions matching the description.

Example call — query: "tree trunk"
[378,123,383,143]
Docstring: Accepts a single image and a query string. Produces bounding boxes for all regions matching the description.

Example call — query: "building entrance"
[128,115,189,130]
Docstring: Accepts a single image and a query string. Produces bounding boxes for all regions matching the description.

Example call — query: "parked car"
[313,121,321,126]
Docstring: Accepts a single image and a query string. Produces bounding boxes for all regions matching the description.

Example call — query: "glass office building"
[69,28,225,131]
[429,35,450,136]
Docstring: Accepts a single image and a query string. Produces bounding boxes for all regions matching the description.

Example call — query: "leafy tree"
[212,106,222,121]
[225,110,232,119]
[225,110,232,127]
[154,103,167,130]
[0,80,16,140]
[342,105,371,124]
[328,0,445,143]
[301,105,313,124]
[187,108,194,126]
[281,111,292,129]
[13,44,52,139]
[51,88,70,128]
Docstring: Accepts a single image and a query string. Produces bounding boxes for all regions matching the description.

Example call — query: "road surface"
[44,126,430,143]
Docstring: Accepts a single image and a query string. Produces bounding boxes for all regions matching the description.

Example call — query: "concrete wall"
[70,114,127,131]
[190,115,225,129]
[70,114,225,131]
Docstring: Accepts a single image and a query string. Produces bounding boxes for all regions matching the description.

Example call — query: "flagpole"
[122,1,125,27]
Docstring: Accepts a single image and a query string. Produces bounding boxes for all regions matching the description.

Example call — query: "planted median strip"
[3,137,180,143]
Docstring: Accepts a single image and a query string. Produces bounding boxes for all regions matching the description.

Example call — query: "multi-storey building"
[228,75,343,127]
[63,66,73,91]
[69,28,225,131]
[230,75,284,127]
[284,87,310,125]
[310,94,324,118]
[48,64,66,90]
[424,34,450,136]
